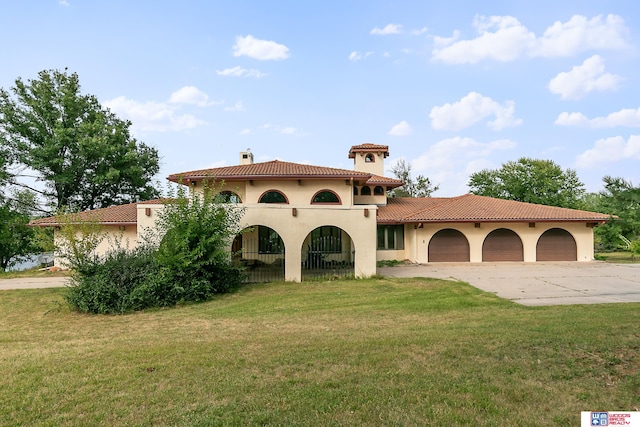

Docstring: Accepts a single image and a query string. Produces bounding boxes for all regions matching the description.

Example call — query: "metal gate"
[233,227,285,283]
[302,230,354,280]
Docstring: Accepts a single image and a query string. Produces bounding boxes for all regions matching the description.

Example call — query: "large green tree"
[390,159,439,197]
[593,176,640,251]
[0,194,39,271]
[0,69,160,214]
[468,157,585,209]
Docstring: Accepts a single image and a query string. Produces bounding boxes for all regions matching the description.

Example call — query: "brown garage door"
[428,229,470,262]
[482,228,523,261]
[536,228,577,261]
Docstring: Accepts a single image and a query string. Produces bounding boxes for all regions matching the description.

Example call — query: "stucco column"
[285,249,302,282]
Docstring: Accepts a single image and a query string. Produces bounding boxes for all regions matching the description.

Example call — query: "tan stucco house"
[31,144,610,282]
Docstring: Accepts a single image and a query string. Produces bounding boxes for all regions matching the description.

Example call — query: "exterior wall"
[397,222,595,263]
[53,225,138,268]
[239,203,377,281]
[352,151,385,176]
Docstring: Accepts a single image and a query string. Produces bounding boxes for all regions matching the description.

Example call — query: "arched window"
[373,186,384,195]
[353,186,358,196]
[360,186,371,196]
[365,153,375,163]
[259,190,288,204]
[311,190,341,204]
[216,191,242,203]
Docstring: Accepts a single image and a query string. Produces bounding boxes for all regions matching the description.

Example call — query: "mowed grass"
[1,278,638,426]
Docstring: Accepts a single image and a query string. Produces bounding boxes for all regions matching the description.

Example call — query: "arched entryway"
[536,228,577,261]
[232,226,285,282]
[482,229,523,261]
[301,226,354,279]
[428,229,470,262]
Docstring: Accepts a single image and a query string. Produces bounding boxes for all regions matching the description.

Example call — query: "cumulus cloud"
[430,92,522,131]
[233,35,290,60]
[348,51,373,61]
[432,14,628,64]
[388,120,413,136]
[216,66,266,78]
[548,55,621,100]
[405,137,516,195]
[412,27,428,36]
[555,108,640,128]
[370,24,403,35]
[104,96,206,132]
[576,135,640,168]
[168,86,219,107]
[224,101,245,112]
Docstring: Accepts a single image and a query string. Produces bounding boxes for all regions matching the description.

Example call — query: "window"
[259,190,288,203]
[365,153,375,163]
[258,227,284,254]
[374,186,384,195]
[377,225,404,250]
[216,191,241,203]
[312,190,340,204]
[353,186,358,196]
[360,186,371,196]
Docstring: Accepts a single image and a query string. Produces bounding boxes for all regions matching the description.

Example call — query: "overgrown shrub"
[61,179,246,314]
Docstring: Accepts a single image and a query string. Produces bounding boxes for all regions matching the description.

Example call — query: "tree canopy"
[593,176,640,251]
[468,157,585,209]
[0,69,160,214]
[390,159,439,198]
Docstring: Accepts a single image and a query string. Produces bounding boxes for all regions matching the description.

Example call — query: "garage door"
[536,228,577,261]
[428,229,470,262]
[482,229,523,261]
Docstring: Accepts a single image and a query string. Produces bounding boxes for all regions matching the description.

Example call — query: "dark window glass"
[259,191,287,203]
[374,186,384,195]
[258,227,284,254]
[361,186,371,196]
[312,190,340,204]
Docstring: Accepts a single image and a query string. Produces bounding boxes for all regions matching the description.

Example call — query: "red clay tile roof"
[167,160,375,183]
[378,194,611,223]
[348,143,390,158]
[29,199,170,227]
[365,174,403,188]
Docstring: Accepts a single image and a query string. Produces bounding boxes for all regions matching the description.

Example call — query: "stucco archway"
[301,226,355,279]
[232,225,285,282]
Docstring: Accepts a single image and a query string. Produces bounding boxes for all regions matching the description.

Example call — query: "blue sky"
[2,1,640,196]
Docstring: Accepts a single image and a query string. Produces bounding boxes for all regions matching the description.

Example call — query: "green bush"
[63,179,246,314]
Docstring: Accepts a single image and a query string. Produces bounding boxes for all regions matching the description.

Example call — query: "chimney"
[240,149,253,165]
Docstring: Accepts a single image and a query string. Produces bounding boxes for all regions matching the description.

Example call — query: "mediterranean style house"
[31,144,610,282]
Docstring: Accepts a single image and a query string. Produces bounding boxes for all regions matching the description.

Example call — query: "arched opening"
[353,186,358,196]
[258,190,288,204]
[365,153,375,163]
[428,229,470,262]
[482,228,523,262]
[302,226,355,280]
[360,186,371,196]
[232,226,285,282]
[311,190,341,204]
[536,228,577,261]
[373,186,384,196]
[217,191,242,203]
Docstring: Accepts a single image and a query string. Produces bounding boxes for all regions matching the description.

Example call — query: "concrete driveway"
[0,276,69,290]
[378,262,640,306]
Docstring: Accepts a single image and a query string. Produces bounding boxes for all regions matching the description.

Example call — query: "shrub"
[62,179,246,314]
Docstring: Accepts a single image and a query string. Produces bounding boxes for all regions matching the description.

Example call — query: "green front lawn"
[1,278,638,426]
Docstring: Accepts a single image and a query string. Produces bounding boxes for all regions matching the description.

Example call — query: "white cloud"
[555,108,640,128]
[216,66,266,78]
[168,86,219,107]
[430,92,522,131]
[104,96,205,132]
[548,55,621,100]
[348,51,373,61]
[233,35,290,60]
[59,0,69,6]
[433,30,460,48]
[404,137,516,195]
[224,101,245,112]
[576,135,640,168]
[370,24,403,35]
[432,14,628,64]
[412,27,428,36]
[240,129,251,135]
[388,120,412,136]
